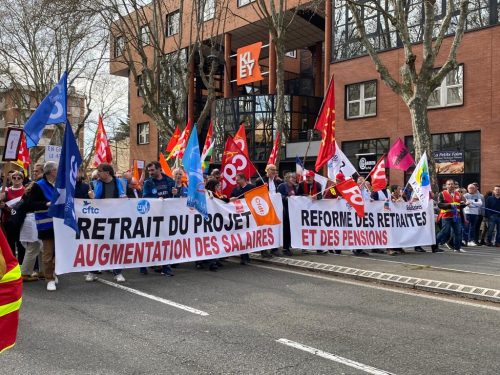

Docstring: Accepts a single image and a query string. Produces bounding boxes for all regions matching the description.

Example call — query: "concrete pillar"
[224,33,232,98]
[314,42,323,96]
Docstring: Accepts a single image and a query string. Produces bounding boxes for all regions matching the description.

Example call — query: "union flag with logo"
[244,184,281,226]
[335,178,365,218]
[220,135,257,196]
[314,77,336,171]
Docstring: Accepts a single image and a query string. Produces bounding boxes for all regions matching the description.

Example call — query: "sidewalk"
[250,245,500,303]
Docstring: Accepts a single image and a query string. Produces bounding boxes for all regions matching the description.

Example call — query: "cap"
[335,172,345,181]
[305,170,315,177]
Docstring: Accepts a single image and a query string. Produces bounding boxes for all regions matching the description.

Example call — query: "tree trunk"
[274,38,286,168]
[407,95,439,193]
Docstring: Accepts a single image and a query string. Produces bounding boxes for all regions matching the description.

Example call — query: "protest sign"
[289,197,435,250]
[54,194,283,274]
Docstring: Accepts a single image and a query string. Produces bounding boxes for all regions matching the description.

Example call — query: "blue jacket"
[142,174,175,198]
[34,178,56,232]
[92,178,126,199]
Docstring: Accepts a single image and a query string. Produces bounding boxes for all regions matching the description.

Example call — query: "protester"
[206,179,229,202]
[277,172,297,256]
[74,171,90,199]
[257,164,283,257]
[297,170,327,254]
[463,183,483,246]
[142,161,175,199]
[1,170,26,261]
[357,176,372,201]
[432,179,468,253]
[210,169,222,182]
[140,161,175,276]
[230,173,255,264]
[19,163,45,281]
[126,177,142,198]
[85,163,127,283]
[485,185,500,247]
[23,162,58,291]
[172,168,188,198]
[322,173,344,254]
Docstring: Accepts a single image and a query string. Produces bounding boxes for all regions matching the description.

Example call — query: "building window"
[346,80,377,119]
[139,25,150,45]
[285,50,297,58]
[200,0,215,21]
[342,138,389,175]
[114,35,125,57]
[428,65,463,108]
[166,11,180,36]
[237,0,255,7]
[137,75,143,97]
[137,123,150,145]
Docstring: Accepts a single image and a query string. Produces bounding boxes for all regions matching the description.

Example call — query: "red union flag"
[93,115,112,167]
[17,132,30,171]
[335,178,365,218]
[267,132,280,165]
[315,76,336,171]
[233,123,250,159]
[221,135,257,196]
[368,155,387,192]
[201,121,213,156]
[167,119,192,160]
[166,125,181,153]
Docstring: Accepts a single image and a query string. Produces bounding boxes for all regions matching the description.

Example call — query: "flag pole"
[303,74,336,169]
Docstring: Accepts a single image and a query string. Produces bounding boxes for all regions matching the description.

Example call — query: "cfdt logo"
[82,200,100,214]
[137,199,150,215]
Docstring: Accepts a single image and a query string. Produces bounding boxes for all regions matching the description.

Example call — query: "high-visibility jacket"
[0,229,22,353]
[439,190,462,219]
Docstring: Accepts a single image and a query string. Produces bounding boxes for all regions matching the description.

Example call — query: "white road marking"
[364,257,500,278]
[250,263,500,312]
[276,338,395,375]
[97,278,209,316]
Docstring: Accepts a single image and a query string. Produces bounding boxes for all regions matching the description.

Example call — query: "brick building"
[111,1,500,190]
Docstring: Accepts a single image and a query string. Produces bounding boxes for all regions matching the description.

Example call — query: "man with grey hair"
[23,161,58,291]
[463,183,483,246]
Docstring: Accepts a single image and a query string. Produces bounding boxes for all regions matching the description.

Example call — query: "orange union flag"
[244,184,281,226]
[236,42,263,86]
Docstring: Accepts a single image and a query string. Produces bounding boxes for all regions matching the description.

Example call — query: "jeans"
[436,218,462,250]
[463,214,479,243]
[486,215,500,244]
[20,240,43,276]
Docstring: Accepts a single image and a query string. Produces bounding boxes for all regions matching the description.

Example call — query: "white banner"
[289,197,435,250]
[55,194,283,274]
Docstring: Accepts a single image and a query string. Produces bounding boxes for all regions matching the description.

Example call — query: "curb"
[249,254,500,303]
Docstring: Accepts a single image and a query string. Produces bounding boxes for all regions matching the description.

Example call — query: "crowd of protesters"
[1,161,498,292]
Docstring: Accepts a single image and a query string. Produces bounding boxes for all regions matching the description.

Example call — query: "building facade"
[111,0,499,190]
[0,87,86,166]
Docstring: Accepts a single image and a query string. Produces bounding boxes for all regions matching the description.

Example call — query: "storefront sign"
[434,151,464,174]
[236,42,263,86]
[356,153,377,175]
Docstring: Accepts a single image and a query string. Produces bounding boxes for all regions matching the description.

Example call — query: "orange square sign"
[236,42,263,86]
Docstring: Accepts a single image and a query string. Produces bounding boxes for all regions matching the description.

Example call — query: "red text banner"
[289,197,435,250]
[54,195,283,274]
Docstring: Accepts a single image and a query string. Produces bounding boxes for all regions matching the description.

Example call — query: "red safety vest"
[0,229,22,353]
[439,190,462,219]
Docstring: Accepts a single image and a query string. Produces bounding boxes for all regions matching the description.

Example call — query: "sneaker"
[85,273,98,282]
[431,245,444,253]
[47,281,56,291]
[359,250,370,256]
[114,273,126,282]
[444,243,452,250]
[316,250,328,254]
[54,275,59,284]
[454,249,467,253]
[414,246,426,253]
[467,241,477,247]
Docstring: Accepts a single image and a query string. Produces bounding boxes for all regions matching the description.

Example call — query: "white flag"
[407,153,431,208]
[327,142,358,179]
